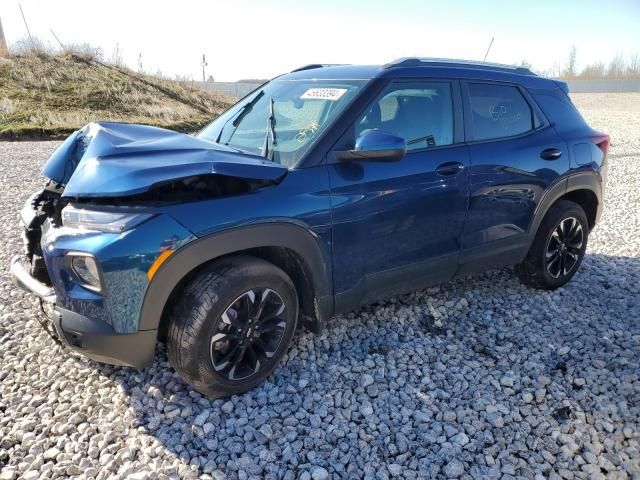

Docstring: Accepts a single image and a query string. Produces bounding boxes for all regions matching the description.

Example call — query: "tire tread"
[516,200,589,290]
[166,256,297,397]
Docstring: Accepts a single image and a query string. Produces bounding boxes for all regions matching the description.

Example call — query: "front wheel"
[167,255,298,397]
[516,200,589,290]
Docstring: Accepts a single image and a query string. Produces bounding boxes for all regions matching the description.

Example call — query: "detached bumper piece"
[10,255,55,301]
[10,255,156,368]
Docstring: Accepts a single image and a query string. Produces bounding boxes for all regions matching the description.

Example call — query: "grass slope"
[0,53,233,139]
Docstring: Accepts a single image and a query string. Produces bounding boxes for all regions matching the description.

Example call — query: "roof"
[383,57,535,75]
[281,58,554,89]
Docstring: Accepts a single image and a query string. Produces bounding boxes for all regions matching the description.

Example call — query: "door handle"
[540,148,563,160]
[435,161,465,176]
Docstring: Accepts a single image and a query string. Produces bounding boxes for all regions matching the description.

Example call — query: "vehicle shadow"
[82,251,639,478]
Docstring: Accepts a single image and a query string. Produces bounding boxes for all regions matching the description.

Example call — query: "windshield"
[198,79,366,168]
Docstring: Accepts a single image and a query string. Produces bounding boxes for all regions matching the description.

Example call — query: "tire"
[516,200,589,290]
[167,255,298,397]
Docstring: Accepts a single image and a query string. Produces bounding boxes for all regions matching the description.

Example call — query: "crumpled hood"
[43,122,288,198]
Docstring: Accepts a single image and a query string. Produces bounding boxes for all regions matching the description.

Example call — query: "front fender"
[137,221,333,331]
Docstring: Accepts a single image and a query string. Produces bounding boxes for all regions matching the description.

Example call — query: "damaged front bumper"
[11,188,195,368]
[10,255,157,367]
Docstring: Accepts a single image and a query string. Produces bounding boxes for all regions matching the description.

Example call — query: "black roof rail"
[290,64,347,73]
[382,57,535,75]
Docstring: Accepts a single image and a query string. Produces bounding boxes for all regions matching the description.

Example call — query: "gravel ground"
[1,93,639,480]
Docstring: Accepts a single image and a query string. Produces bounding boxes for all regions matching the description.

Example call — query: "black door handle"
[540,148,562,160]
[435,161,465,176]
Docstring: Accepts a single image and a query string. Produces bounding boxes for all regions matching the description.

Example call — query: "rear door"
[460,81,569,272]
[328,79,470,311]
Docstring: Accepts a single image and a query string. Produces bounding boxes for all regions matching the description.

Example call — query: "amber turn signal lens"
[146,249,175,281]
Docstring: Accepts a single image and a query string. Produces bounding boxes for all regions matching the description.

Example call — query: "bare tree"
[562,45,577,78]
[626,53,639,77]
[109,43,125,67]
[607,52,626,78]
[579,61,605,79]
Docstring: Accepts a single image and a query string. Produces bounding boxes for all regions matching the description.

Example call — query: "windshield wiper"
[261,97,277,161]
[217,90,265,144]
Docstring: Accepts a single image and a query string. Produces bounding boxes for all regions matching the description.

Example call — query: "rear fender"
[529,173,602,236]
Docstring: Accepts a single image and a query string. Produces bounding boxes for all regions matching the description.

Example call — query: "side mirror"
[336,130,406,162]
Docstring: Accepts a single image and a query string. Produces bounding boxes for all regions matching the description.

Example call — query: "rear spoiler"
[553,80,570,96]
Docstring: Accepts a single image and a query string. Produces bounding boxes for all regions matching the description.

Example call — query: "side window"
[468,83,537,141]
[357,82,453,151]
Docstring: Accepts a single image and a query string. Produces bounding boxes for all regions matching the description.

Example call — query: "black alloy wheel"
[544,216,584,279]
[210,288,287,380]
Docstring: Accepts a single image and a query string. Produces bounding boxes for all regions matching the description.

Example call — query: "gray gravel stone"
[0,468,16,480]
[221,401,234,414]
[443,459,465,478]
[360,373,374,388]
[311,466,329,480]
[42,447,59,460]
[452,432,470,446]
[360,403,374,416]
[387,463,402,476]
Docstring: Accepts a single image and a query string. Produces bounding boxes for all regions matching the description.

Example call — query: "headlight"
[68,253,103,292]
[61,205,153,233]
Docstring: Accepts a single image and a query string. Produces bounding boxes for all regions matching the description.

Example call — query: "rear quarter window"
[468,83,538,141]
[532,92,589,133]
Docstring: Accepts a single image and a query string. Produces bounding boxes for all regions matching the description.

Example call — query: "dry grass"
[0,53,234,139]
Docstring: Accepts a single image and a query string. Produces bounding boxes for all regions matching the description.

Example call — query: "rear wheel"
[516,200,589,290]
[167,255,298,397]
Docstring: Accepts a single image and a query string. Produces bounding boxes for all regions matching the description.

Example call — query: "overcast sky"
[1,0,639,81]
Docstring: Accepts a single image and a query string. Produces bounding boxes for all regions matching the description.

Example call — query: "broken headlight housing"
[61,205,153,233]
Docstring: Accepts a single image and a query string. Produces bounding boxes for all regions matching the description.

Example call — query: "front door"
[328,80,470,311]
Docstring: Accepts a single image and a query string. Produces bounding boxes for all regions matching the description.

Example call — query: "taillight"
[592,134,610,157]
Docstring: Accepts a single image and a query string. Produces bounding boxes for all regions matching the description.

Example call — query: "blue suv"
[11,58,609,396]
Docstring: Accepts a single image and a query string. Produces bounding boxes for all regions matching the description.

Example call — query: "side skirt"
[334,253,458,314]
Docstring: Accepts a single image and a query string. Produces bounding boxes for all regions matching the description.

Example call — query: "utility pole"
[50,29,64,50]
[18,3,33,45]
[483,36,494,62]
[0,17,8,57]
[201,54,208,83]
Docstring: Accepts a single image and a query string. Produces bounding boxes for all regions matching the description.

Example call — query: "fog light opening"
[68,253,104,293]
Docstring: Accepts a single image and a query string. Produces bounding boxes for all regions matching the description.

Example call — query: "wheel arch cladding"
[559,189,599,230]
[530,178,600,238]
[139,222,334,333]
[239,246,323,333]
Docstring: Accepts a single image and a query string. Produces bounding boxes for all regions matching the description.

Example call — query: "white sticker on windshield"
[301,88,347,101]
